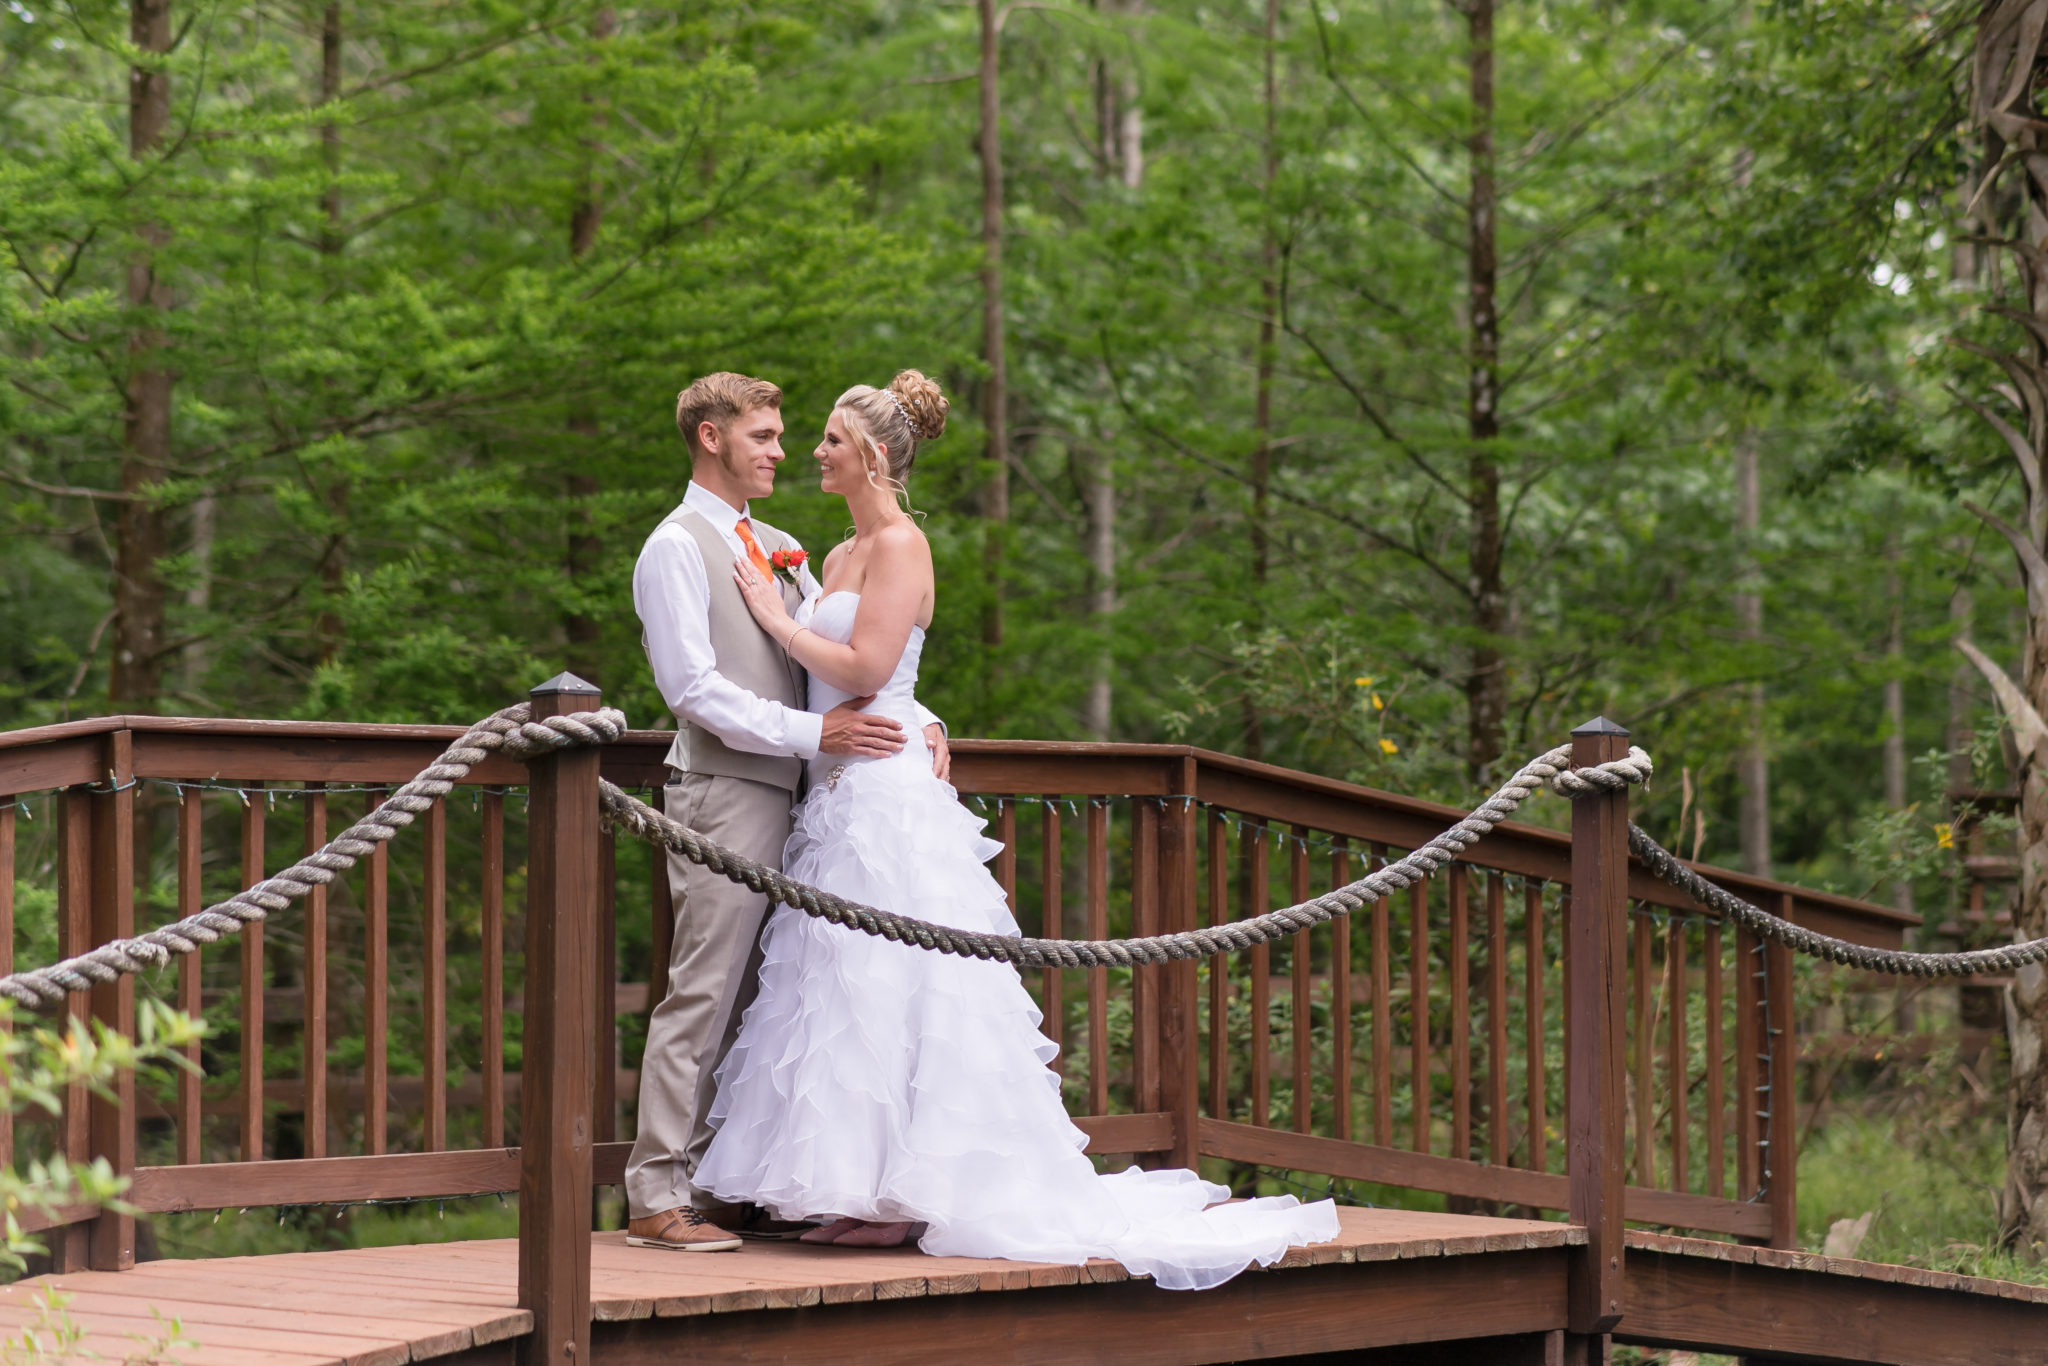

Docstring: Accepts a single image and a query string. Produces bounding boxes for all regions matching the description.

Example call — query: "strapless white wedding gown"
[694,592,1338,1290]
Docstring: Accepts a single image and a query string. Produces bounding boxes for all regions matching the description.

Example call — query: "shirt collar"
[684,480,749,534]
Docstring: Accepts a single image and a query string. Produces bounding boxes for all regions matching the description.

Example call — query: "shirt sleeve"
[633,525,825,760]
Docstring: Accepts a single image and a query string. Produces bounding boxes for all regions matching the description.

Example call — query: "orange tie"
[733,518,776,580]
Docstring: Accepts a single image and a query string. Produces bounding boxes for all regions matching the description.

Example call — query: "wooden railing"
[0,688,1914,1358]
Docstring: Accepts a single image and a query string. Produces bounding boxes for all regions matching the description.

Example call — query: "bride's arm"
[733,523,930,697]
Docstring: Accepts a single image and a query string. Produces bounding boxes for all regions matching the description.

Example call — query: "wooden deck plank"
[10,1205,2045,1366]
[0,1301,412,1366]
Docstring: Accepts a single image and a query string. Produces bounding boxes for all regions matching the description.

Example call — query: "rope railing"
[0,702,629,1010]
[2,688,2041,1008]
[596,743,1653,968]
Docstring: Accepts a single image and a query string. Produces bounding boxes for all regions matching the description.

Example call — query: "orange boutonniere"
[770,548,809,585]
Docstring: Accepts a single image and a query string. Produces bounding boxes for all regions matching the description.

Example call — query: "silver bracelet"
[783,625,807,653]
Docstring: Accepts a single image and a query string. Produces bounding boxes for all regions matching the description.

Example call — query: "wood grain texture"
[1131,799,1161,1121]
[364,788,389,1157]
[1410,879,1430,1154]
[1087,800,1109,1117]
[1525,880,1545,1174]
[56,787,90,1271]
[1450,864,1471,1160]
[424,797,448,1153]
[1665,919,1687,1193]
[241,783,266,1164]
[1488,873,1508,1169]
[1290,825,1313,1134]
[1159,780,1200,1170]
[1703,920,1723,1200]
[87,728,135,1270]
[1765,909,1797,1250]
[304,786,329,1160]
[481,791,505,1149]
[1331,839,1353,1144]
[1630,908,1651,1188]
[1246,820,1271,1128]
[1373,846,1393,1148]
[1207,808,1229,1121]
[177,788,203,1165]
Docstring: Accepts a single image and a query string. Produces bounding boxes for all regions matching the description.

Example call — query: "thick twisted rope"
[1628,825,2048,978]
[599,743,1656,969]
[0,703,629,1011]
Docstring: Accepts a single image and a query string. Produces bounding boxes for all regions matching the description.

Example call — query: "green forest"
[10,0,2048,1288]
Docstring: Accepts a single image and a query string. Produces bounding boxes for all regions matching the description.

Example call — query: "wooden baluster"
[1561,890,1573,1153]
[1160,779,1200,1170]
[365,788,389,1156]
[88,730,135,1269]
[1041,803,1063,1065]
[1487,873,1508,1169]
[1735,926,1762,1200]
[1410,877,1430,1153]
[1330,838,1352,1143]
[0,801,13,1174]
[56,788,91,1271]
[1289,826,1312,1133]
[1087,801,1109,1117]
[177,789,203,1165]
[1631,906,1652,1186]
[1704,918,1724,1199]
[1207,809,1229,1120]
[241,782,266,1163]
[519,675,602,1366]
[995,801,1017,909]
[1666,917,1688,1193]
[424,797,447,1153]
[304,785,329,1160]
[1450,865,1470,1159]
[1372,846,1393,1147]
[1766,897,1798,1249]
[1524,880,1546,1173]
[595,830,617,1147]
[481,791,506,1149]
[1245,820,1271,1128]
[1132,800,1161,1122]
[1566,718,1629,1337]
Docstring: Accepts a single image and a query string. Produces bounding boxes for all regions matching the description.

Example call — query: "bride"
[695,370,1338,1291]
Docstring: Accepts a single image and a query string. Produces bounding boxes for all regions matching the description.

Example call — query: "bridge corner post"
[518,675,602,1366]
[1158,760,1202,1171]
[87,727,136,1271]
[1566,717,1629,1337]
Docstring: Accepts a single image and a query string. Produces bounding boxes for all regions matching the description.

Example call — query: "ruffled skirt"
[694,752,1339,1291]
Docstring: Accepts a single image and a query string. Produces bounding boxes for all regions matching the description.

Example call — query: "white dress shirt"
[634,481,940,762]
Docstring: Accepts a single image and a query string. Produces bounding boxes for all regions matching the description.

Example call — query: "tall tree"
[1461,0,1503,784]
[1735,431,1772,877]
[563,7,615,685]
[1955,0,2048,1260]
[978,0,1010,670]
[110,0,175,711]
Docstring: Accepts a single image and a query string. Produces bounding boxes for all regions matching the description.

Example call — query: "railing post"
[1158,760,1201,1170]
[519,674,601,1366]
[1567,717,1629,1336]
[87,728,136,1270]
[1765,898,1798,1250]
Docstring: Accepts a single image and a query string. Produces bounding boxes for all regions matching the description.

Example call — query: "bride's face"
[815,409,885,498]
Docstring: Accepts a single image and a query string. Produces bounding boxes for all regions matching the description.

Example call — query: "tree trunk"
[1961,3,2048,1258]
[563,9,614,685]
[315,2,346,667]
[1245,0,1280,762]
[978,0,1008,666]
[1883,529,1913,915]
[1734,430,1772,878]
[1463,0,1505,787]
[110,0,175,712]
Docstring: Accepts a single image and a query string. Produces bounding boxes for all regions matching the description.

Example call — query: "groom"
[624,371,948,1253]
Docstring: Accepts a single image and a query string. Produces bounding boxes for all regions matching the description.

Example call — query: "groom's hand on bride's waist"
[819,696,906,757]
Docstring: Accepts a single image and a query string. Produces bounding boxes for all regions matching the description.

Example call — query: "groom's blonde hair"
[676,372,783,456]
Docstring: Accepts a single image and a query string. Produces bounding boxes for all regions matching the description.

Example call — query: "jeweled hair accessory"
[884,388,915,431]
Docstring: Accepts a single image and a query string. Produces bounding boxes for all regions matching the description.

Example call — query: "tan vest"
[644,505,808,792]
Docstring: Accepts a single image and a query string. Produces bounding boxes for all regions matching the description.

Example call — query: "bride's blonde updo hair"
[835,369,948,507]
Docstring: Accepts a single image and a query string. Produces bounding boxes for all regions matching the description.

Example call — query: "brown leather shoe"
[625,1207,742,1252]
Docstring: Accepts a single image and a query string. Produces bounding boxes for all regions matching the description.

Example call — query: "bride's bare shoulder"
[870,518,931,561]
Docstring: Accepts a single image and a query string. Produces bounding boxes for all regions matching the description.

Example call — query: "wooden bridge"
[0,682,2036,1365]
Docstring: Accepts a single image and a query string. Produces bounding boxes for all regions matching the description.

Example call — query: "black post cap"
[1570,715,1629,738]
[531,671,602,697]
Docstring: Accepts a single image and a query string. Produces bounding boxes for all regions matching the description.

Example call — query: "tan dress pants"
[624,771,795,1219]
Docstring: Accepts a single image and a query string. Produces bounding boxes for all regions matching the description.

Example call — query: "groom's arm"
[634,525,825,758]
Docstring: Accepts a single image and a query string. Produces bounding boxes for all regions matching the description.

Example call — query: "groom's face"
[701,405,787,502]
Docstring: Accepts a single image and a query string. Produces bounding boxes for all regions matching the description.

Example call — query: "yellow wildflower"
[1354,676,1374,687]
[1934,823,1954,851]
[1379,738,1399,755]
[1371,693,1384,711]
